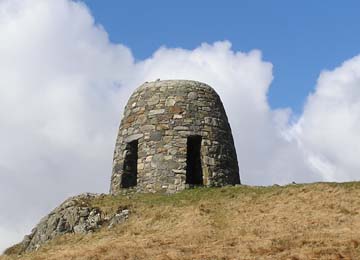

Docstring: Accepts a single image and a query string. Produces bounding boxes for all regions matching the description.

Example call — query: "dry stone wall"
[110,80,240,194]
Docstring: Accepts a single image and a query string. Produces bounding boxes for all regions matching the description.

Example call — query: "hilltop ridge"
[2,182,360,260]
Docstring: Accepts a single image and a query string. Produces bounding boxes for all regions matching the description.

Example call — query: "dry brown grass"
[2,182,360,260]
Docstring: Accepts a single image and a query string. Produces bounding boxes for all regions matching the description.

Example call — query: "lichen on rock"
[13,193,129,254]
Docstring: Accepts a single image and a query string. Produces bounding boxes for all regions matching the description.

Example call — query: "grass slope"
[2,182,360,260]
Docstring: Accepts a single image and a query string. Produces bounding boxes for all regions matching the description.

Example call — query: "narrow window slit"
[186,135,203,186]
[121,140,138,188]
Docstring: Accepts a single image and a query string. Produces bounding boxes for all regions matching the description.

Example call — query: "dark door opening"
[186,135,203,185]
[121,140,138,188]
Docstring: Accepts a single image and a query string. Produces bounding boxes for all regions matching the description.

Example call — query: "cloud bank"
[293,56,360,182]
[0,0,359,252]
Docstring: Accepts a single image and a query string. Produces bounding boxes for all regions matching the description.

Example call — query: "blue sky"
[83,0,360,114]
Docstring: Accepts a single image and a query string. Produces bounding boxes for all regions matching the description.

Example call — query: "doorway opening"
[121,140,138,188]
[186,135,203,185]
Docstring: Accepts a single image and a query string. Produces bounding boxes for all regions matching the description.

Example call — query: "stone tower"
[110,80,240,194]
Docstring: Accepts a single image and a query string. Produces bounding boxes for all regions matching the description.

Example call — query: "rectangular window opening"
[121,140,138,188]
[186,135,203,186]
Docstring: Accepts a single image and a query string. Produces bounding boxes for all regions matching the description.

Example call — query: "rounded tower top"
[110,79,240,194]
[135,79,215,91]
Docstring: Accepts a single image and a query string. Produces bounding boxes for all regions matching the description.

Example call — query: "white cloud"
[293,55,360,182]
[1,0,360,254]
[0,0,134,252]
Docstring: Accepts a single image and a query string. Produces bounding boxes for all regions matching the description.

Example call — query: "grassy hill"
[2,182,360,260]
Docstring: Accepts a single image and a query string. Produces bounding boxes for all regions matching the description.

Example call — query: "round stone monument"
[110,80,240,194]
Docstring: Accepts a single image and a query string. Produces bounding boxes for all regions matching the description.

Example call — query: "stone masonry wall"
[110,80,240,194]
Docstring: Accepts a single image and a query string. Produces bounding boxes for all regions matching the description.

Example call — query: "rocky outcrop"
[15,193,129,254]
